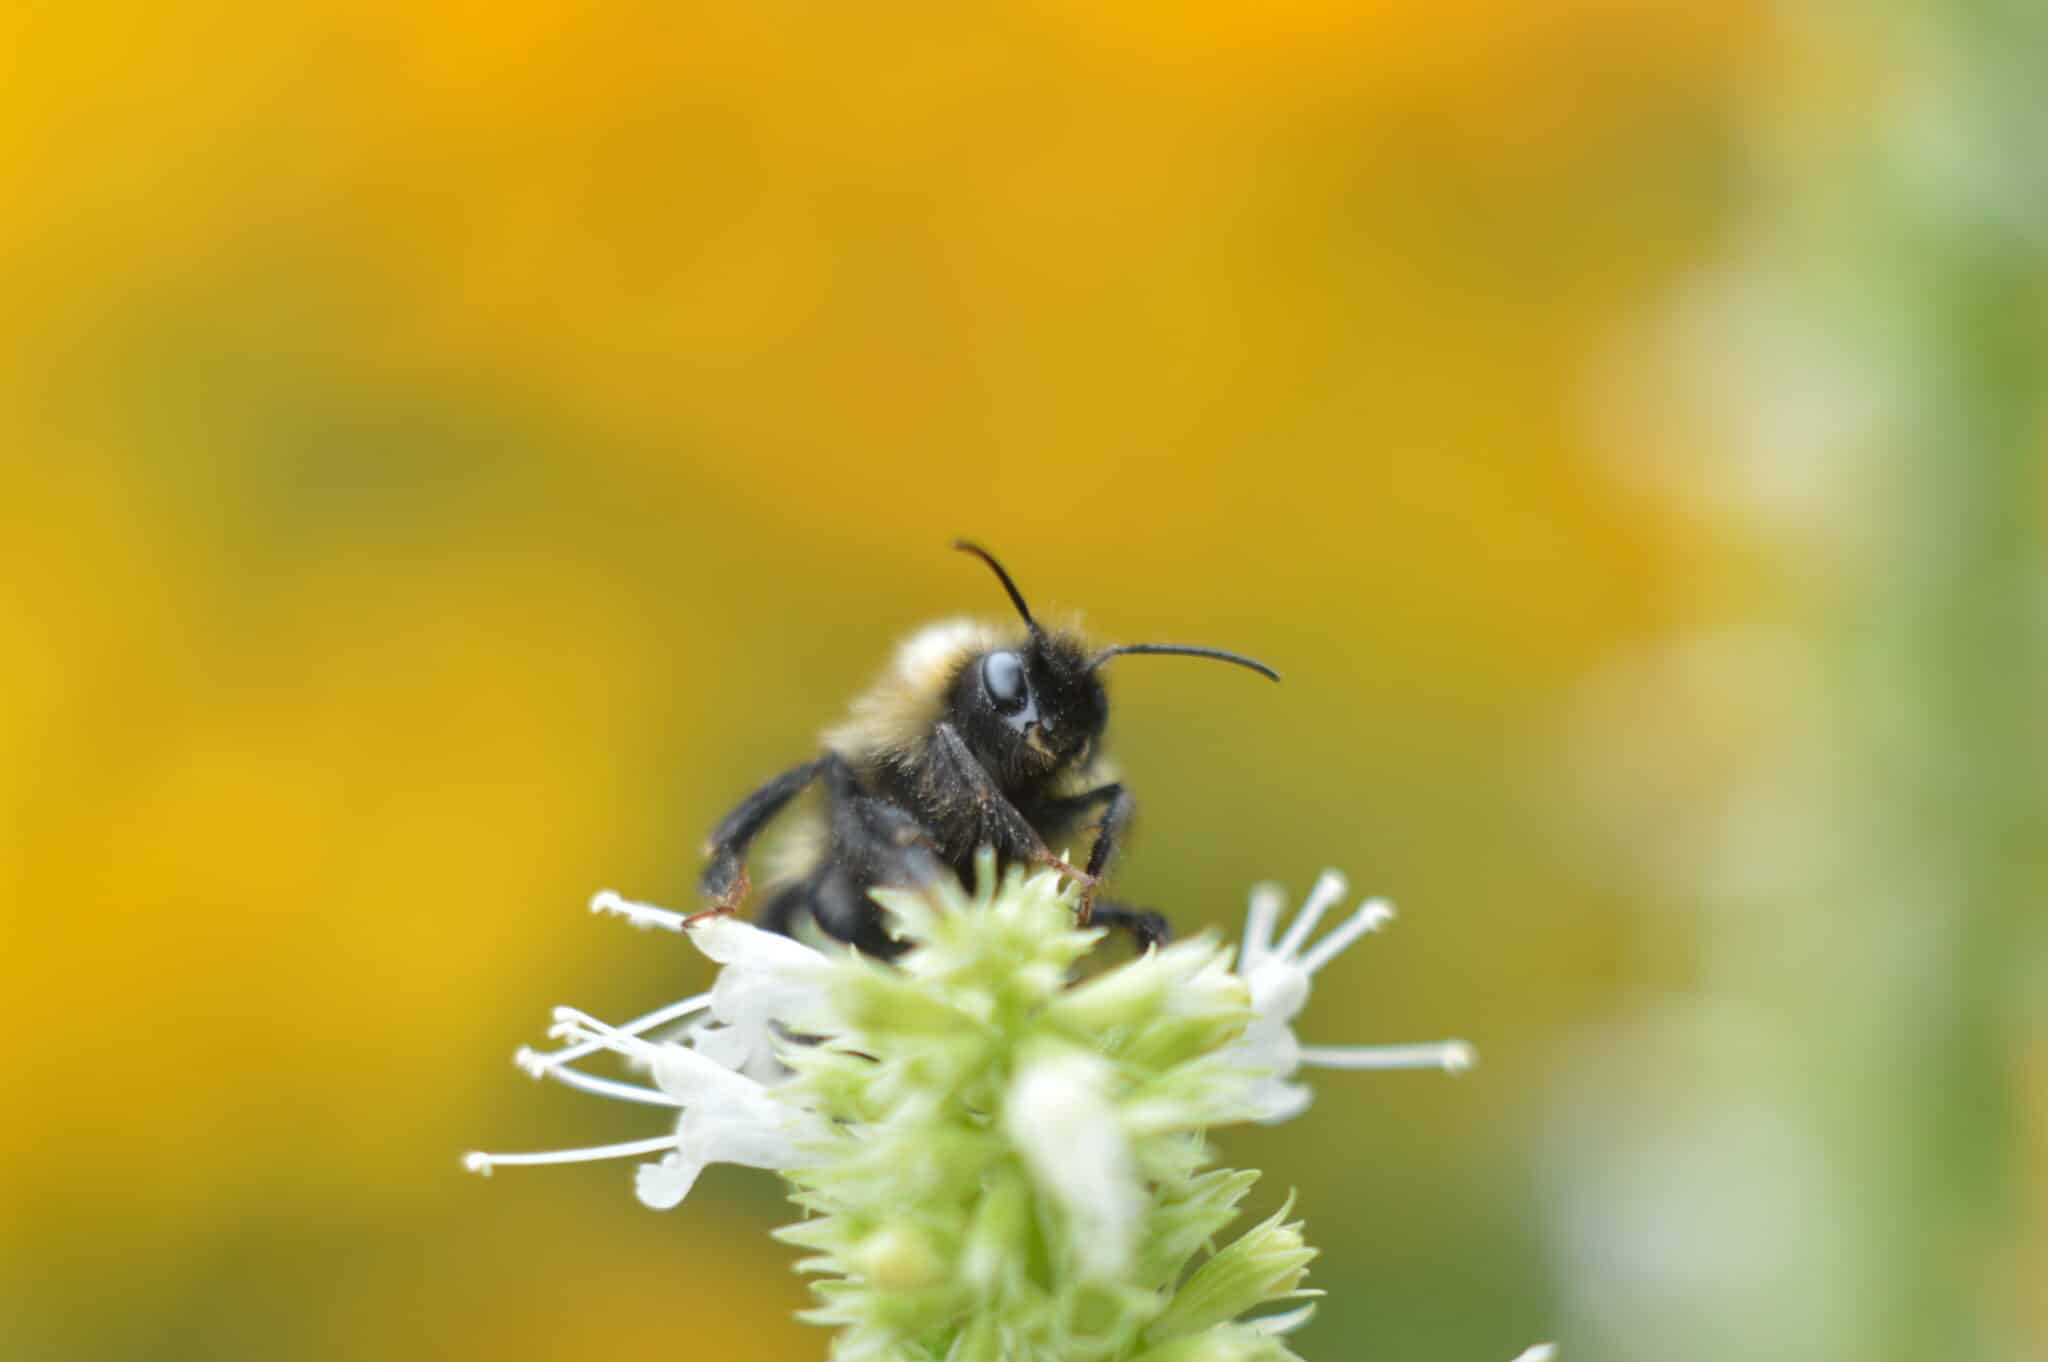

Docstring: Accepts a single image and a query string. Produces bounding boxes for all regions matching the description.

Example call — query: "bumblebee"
[696,541,1278,956]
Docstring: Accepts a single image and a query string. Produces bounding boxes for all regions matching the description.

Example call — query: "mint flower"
[467,859,1530,1360]
[1229,871,1475,1122]
[591,889,833,1081]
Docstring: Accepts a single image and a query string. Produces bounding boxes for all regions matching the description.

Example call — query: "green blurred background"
[4,2,2042,1360]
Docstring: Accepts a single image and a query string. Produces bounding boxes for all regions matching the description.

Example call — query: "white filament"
[463,1134,677,1176]
[1272,870,1347,961]
[517,992,709,1075]
[535,1064,680,1107]
[547,1008,655,1062]
[589,888,688,932]
[1295,897,1395,976]
[1298,1040,1474,1073]
[1240,882,1284,972]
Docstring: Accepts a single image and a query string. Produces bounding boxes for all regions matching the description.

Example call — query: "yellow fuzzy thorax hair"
[820,617,1012,764]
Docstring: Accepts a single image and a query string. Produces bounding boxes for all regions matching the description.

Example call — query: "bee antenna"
[1088,643,1281,682]
[953,540,1044,639]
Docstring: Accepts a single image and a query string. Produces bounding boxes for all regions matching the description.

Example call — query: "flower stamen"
[1294,897,1395,976]
[1298,1040,1475,1072]
[1270,869,1347,960]
[1240,882,1284,970]
[463,1133,678,1176]
[531,1063,681,1107]
[546,1007,658,1061]
[589,888,688,932]
[516,992,711,1075]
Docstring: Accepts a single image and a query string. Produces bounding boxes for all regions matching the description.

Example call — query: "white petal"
[689,1022,755,1072]
[680,1104,817,1171]
[688,914,827,974]
[634,1153,703,1209]
[650,1044,826,1169]
[1005,1051,1140,1279]
[1247,1078,1314,1125]
[649,1042,762,1105]
[732,1041,791,1086]
[710,961,819,1035]
[1245,957,1311,1025]
[1232,1016,1303,1077]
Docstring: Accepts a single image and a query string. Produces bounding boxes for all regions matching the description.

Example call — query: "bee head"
[950,541,1277,782]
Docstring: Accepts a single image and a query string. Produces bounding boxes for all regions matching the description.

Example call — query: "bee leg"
[1036,852,1100,916]
[813,759,942,956]
[1087,898,1171,953]
[1020,783,1133,925]
[682,869,749,927]
[699,756,830,907]
[928,721,1062,865]
[1076,784,1134,925]
[821,758,943,886]
[1078,785,1134,882]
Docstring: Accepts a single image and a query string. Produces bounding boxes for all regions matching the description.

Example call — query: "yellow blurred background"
[4,3,2041,1360]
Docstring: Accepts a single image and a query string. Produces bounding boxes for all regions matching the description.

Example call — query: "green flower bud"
[1130,1325,1299,1362]
[1045,950,1174,1032]
[961,1169,1034,1293]
[1145,1198,1316,1342]
[830,960,983,1035]
[856,1222,946,1293]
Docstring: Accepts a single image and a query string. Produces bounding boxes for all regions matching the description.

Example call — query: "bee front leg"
[1023,783,1133,925]
[1077,784,1134,924]
[926,722,1082,884]
[1038,852,1097,895]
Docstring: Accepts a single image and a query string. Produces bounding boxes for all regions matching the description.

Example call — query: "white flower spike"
[470,859,1481,1362]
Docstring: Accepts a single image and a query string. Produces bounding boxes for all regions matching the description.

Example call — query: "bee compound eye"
[981,650,1027,709]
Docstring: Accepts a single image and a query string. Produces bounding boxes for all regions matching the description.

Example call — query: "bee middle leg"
[1023,782,1134,923]
[699,755,830,910]
[804,758,941,955]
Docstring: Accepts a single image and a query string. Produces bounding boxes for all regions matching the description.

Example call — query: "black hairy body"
[696,543,1276,956]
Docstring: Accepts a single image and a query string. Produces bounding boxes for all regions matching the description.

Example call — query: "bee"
[696,541,1278,956]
